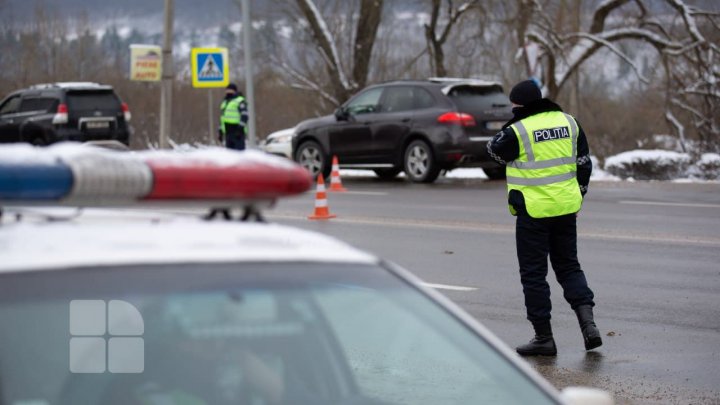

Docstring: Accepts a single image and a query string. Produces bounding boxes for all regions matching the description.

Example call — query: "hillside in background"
[3,0,241,27]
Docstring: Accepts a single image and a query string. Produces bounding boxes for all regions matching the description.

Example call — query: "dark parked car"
[293,78,512,183]
[0,82,132,146]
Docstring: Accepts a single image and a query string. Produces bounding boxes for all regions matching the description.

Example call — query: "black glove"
[218,129,224,144]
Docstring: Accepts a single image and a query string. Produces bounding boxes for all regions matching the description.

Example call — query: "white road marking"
[339,191,388,196]
[619,200,720,209]
[422,282,477,291]
[267,213,720,247]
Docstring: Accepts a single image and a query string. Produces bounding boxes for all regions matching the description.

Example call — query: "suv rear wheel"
[404,140,440,183]
[295,140,330,180]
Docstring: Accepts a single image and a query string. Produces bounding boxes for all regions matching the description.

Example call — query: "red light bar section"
[144,162,312,200]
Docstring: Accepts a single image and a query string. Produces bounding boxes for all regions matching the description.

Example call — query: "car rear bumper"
[55,127,130,145]
[458,135,503,168]
[433,132,502,169]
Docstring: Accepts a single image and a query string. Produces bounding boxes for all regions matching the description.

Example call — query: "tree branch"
[296,0,351,92]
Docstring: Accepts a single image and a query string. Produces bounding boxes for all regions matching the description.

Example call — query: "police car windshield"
[0,262,555,405]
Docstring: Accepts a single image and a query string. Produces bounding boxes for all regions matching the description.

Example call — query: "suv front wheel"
[295,140,330,180]
[404,140,440,183]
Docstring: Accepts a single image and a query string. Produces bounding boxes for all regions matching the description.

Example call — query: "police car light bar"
[0,143,312,208]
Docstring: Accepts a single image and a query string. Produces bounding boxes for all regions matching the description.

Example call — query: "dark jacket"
[487,98,592,216]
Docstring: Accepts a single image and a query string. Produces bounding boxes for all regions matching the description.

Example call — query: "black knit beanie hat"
[509,80,542,106]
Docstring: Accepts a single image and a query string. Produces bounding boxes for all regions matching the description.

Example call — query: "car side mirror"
[334,107,349,121]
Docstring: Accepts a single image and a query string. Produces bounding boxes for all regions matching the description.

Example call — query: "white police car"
[0,143,611,405]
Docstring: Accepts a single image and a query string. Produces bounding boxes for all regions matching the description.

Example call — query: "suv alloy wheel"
[404,140,440,183]
[295,140,329,179]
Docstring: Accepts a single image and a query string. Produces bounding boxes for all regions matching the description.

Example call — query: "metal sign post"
[240,0,256,149]
[159,0,174,150]
[208,91,214,145]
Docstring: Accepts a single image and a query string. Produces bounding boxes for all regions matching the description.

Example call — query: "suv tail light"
[122,102,132,122]
[437,112,476,127]
[52,103,68,125]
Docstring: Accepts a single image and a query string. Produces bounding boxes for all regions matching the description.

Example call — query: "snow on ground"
[604,149,691,168]
[340,161,619,181]
[590,156,620,181]
[159,143,717,183]
[340,168,489,179]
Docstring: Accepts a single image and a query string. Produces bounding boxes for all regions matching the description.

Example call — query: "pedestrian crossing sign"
[191,47,229,88]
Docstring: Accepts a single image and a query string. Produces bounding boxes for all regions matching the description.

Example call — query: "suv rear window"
[447,85,509,112]
[66,91,120,112]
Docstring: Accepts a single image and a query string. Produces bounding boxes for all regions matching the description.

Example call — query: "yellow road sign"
[191,47,229,88]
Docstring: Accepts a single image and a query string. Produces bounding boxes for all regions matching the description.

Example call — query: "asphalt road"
[266,174,720,404]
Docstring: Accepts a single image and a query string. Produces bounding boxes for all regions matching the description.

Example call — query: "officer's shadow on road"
[578,351,605,374]
[524,351,605,375]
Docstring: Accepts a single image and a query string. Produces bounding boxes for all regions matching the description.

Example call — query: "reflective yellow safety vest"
[506,111,582,218]
[220,95,246,134]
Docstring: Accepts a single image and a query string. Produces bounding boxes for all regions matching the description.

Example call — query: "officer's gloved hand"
[218,130,224,144]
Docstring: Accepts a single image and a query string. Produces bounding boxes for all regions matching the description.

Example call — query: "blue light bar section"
[0,163,73,200]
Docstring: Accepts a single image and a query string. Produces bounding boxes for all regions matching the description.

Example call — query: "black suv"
[292,78,512,183]
[0,82,132,146]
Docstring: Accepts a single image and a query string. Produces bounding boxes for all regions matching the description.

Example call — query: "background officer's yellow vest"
[220,96,246,134]
[506,111,582,218]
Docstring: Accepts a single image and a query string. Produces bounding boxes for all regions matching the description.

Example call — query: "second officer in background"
[219,83,249,150]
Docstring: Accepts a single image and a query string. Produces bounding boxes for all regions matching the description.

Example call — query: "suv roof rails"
[29,82,112,90]
[428,77,502,86]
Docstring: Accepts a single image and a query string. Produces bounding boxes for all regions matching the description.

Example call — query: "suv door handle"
[401,118,411,123]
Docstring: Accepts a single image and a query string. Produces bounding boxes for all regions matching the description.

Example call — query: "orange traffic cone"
[308,175,336,220]
[327,155,348,192]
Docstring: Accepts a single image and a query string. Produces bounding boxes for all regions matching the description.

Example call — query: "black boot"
[575,305,602,350]
[516,321,557,356]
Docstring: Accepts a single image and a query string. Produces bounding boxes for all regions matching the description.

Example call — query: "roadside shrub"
[604,150,691,180]
[688,153,720,180]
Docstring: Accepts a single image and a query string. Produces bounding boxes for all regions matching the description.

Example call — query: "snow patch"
[687,153,720,180]
[605,149,691,180]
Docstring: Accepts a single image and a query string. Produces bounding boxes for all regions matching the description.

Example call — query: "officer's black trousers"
[224,124,246,151]
[516,213,594,323]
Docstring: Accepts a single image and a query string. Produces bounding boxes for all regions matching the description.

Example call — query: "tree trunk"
[352,0,384,90]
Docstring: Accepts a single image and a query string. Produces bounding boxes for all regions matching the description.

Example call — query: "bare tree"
[423,0,483,77]
[516,0,719,152]
[283,0,384,105]
[661,0,720,152]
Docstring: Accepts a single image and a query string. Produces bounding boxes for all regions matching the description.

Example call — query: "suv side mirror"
[334,107,349,121]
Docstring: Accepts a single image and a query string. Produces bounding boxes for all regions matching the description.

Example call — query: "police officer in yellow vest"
[219,83,249,150]
[488,79,601,356]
